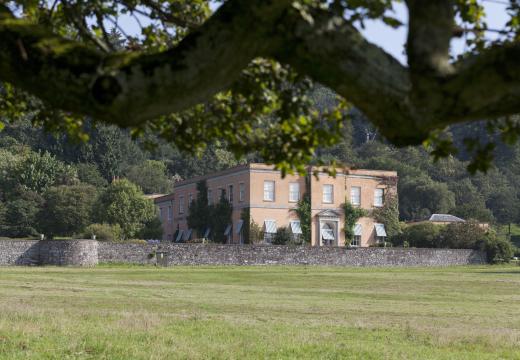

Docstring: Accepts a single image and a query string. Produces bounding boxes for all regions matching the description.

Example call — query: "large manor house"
[155,163,397,247]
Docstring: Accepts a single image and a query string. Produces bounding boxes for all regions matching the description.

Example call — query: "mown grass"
[0,265,519,359]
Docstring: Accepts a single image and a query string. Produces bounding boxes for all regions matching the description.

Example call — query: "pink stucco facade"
[155,163,397,247]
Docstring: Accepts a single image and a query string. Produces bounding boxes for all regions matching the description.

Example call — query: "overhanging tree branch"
[1,0,520,150]
[0,0,291,126]
[441,42,520,123]
[273,8,416,144]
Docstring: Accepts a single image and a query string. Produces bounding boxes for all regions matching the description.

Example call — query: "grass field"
[0,265,519,359]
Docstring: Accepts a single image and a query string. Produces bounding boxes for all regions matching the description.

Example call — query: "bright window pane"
[374,188,384,207]
[351,187,361,205]
[289,182,300,202]
[323,184,333,203]
[264,181,275,201]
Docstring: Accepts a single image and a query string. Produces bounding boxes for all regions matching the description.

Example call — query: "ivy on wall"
[342,202,367,246]
[371,195,400,239]
[293,174,311,244]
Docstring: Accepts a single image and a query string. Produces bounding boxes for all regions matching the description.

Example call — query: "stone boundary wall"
[0,240,98,266]
[0,240,40,266]
[98,243,487,267]
[0,241,487,267]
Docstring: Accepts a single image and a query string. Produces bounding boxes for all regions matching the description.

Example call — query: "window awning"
[264,220,277,234]
[183,229,192,241]
[235,220,244,234]
[375,223,387,237]
[354,224,362,236]
[322,229,335,240]
[203,228,211,238]
[290,220,302,234]
[175,230,184,242]
[224,224,232,236]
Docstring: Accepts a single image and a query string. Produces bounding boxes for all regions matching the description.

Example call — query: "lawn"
[0,265,519,359]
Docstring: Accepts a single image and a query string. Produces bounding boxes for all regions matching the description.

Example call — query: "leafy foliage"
[138,217,163,240]
[187,180,210,238]
[82,223,122,242]
[249,221,263,244]
[342,202,367,246]
[293,191,311,244]
[38,184,97,238]
[0,190,43,238]
[273,227,292,245]
[94,179,155,239]
[396,223,443,248]
[372,194,400,238]
[398,221,514,263]
[125,160,173,194]
[208,192,233,244]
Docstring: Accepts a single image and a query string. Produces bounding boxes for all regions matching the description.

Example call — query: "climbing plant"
[294,195,311,244]
[342,202,367,246]
[372,195,400,239]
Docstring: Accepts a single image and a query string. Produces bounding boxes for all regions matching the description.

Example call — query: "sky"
[115,1,511,65]
[361,1,510,64]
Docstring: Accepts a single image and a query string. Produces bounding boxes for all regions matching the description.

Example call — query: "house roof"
[429,214,465,223]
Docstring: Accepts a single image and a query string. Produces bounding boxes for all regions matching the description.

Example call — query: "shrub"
[399,223,441,248]
[479,234,514,264]
[438,221,487,249]
[93,179,155,239]
[273,227,292,245]
[437,222,513,263]
[83,223,122,242]
[138,217,163,240]
[248,220,263,244]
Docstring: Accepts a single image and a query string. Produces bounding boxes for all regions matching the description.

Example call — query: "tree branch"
[441,42,520,124]
[0,0,291,126]
[2,0,520,150]
[273,8,420,144]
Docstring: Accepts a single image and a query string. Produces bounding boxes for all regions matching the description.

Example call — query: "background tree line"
[2,87,520,243]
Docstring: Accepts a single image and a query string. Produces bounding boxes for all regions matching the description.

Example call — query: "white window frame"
[179,196,185,214]
[351,187,361,206]
[322,184,334,204]
[207,189,212,205]
[159,207,164,219]
[188,193,193,208]
[263,180,275,202]
[239,182,245,202]
[167,206,173,222]
[289,182,300,203]
[374,188,384,207]
[352,235,361,247]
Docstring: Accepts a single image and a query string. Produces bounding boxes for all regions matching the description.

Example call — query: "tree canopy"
[2,1,520,172]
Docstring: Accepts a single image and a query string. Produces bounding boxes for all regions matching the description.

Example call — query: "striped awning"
[264,220,277,234]
[290,220,302,234]
[321,228,335,240]
[375,223,387,237]
[175,230,184,242]
[183,229,192,241]
[235,220,244,234]
[224,224,232,236]
[354,224,362,236]
[203,228,210,238]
